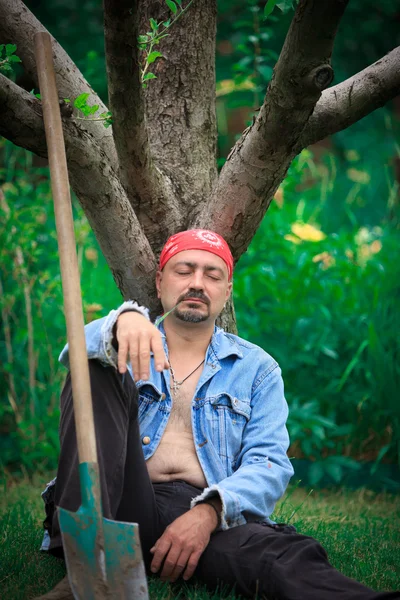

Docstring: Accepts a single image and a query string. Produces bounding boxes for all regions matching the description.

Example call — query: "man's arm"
[59,301,168,379]
[191,364,294,529]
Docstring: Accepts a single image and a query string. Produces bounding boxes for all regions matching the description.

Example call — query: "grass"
[0,476,399,599]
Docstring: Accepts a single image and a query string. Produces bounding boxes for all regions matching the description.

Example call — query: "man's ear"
[225,280,233,302]
[156,270,162,299]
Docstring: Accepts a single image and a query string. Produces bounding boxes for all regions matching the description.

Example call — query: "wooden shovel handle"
[34,32,98,466]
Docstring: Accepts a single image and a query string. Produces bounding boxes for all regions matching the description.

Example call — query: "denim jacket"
[59,301,294,531]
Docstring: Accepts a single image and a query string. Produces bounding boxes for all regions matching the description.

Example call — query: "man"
[38,230,399,599]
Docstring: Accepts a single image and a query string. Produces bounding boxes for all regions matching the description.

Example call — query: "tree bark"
[104,0,182,248]
[138,0,218,231]
[0,73,47,156]
[298,46,400,149]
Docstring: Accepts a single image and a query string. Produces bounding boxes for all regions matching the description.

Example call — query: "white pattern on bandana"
[194,230,224,248]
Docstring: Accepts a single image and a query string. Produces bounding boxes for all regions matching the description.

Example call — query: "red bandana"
[159,229,234,280]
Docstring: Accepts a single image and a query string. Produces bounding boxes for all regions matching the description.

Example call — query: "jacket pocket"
[136,381,164,420]
[208,393,251,473]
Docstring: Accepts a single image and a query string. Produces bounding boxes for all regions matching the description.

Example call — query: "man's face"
[156,249,232,324]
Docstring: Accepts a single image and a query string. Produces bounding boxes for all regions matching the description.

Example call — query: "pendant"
[172,381,180,399]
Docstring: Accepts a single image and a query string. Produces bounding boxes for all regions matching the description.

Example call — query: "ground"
[0,476,399,599]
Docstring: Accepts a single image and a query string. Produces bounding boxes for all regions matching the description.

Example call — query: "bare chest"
[167,370,202,432]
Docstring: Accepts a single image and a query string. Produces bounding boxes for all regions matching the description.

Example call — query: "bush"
[234,149,400,485]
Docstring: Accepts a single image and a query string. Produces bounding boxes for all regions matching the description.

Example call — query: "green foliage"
[0,44,21,73]
[72,93,113,127]
[263,0,296,20]
[0,140,121,475]
[234,146,400,485]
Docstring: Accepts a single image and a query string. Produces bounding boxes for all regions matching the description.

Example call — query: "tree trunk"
[0,0,399,330]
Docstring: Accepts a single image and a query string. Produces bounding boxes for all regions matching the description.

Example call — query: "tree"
[0,0,399,328]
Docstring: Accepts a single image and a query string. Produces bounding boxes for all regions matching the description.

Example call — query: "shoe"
[32,576,73,599]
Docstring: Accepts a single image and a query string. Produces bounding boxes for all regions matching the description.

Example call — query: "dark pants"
[49,360,399,599]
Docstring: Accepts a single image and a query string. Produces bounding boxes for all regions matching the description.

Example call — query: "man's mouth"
[180,296,209,306]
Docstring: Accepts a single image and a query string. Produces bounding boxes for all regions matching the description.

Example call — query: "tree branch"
[0,78,158,311]
[195,0,349,260]
[0,74,47,156]
[0,0,120,164]
[299,46,400,149]
[103,0,182,251]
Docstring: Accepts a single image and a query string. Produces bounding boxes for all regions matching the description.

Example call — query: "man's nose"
[189,270,204,289]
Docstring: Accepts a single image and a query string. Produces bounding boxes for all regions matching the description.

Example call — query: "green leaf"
[258,64,273,81]
[0,44,4,55]
[371,444,391,475]
[88,104,99,115]
[138,35,149,44]
[277,0,294,13]
[308,462,324,486]
[147,51,163,65]
[63,98,71,103]
[263,0,278,19]
[150,18,159,31]
[8,55,21,63]
[73,92,90,109]
[162,20,171,28]
[175,0,182,5]
[5,44,17,56]
[143,72,157,81]
[325,463,343,484]
[166,0,178,14]
[337,339,369,391]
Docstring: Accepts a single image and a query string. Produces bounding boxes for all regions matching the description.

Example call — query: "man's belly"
[146,431,207,488]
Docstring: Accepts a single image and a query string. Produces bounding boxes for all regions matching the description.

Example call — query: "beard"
[175,302,210,323]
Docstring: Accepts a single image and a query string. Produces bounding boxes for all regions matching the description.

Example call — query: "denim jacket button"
[142,436,151,445]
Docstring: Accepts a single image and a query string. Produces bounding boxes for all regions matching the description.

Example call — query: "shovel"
[34,32,149,600]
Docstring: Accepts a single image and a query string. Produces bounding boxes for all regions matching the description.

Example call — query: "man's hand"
[150,504,218,582]
[116,312,169,380]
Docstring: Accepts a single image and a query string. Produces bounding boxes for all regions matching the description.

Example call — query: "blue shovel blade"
[59,463,149,600]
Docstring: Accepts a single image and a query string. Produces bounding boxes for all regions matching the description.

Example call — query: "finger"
[182,551,202,581]
[117,338,128,374]
[150,334,169,372]
[168,550,190,583]
[159,546,182,581]
[138,332,151,380]
[150,539,171,574]
[128,336,140,381]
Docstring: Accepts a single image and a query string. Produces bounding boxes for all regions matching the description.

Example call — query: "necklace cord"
[169,359,205,387]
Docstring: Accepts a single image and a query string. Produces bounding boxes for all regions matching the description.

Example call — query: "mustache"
[178,290,210,306]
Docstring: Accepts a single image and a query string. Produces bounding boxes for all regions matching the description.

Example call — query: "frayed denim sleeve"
[191,366,294,530]
[58,301,150,369]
